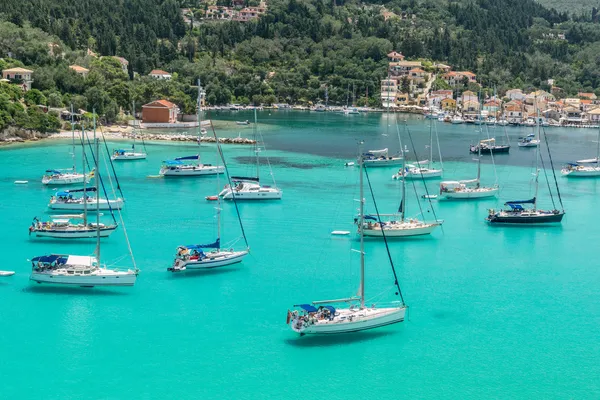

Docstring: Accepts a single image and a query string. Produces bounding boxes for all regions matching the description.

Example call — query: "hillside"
[536,0,599,14]
[0,0,599,123]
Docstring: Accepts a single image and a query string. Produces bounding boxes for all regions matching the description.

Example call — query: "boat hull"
[291,307,406,335]
[160,166,224,176]
[562,168,600,177]
[362,222,440,237]
[30,271,137,286]
[487,211,564,225]
[440,187,498,199]
[169,250,248,271]
[470,145,510,154]
[48,199,124,211]
[221,189,282,200]
[32,226,117,238]
[112,153,147,161]
[362,159,403,167]
[400,169,443,179]
[42,176,90,186]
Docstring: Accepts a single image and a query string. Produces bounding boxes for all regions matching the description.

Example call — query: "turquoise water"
[1,112,599,399]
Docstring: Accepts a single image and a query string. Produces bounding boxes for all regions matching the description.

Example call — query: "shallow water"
[1,111,599,399]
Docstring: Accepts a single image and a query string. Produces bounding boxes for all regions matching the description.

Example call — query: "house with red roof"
[149,69,172,80]
[142,100,179,124]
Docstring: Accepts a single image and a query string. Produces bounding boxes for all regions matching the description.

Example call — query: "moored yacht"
[30,255,137,286]
[486,199,564,224]
[562,125,600,177]
[159,155,224,176]
[518,133,540,147]
[220,177,282,200]
[48,188,124,211]
[287,142,407,336]
[29,216,117,238]
[360,148,403,167]
[42,169,93,186]
[111,146,146,160]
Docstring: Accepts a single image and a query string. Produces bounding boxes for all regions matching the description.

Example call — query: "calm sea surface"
[1,111,599,399]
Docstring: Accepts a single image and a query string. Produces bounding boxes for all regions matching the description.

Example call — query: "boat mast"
[132,100,136,151]
[400,126,406,222]
[476,143,482,189]
[71,104,76,171]
[197,79,203,162]
[358,141,365,309]
[596,121,600,165]
[82,126,87,226]
[254,108,259,181]
[533,111,541,211]
[94,111,101,266]
[429,117,433,169]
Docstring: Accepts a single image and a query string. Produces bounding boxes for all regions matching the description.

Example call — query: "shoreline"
[0,124,256,147]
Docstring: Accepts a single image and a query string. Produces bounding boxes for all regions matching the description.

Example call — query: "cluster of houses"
[181,1,267,23]
[427,88,600,125]
[380,51,477,109]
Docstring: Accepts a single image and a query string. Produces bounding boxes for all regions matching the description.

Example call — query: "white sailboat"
[169,126,249,272]
[562,125,600,177]
[30,135,138,287]
[393,119,443,180]
[219,109,282,200]
[440,135,498,199]
[112,102,147,160]
[287,143,407,335]
[42,106,94,186]
[48,187,124,211]
[360,148,403,167]
[31,129,118,238]
[518,133,540,148]
[360,129,442,238]
[159,82,224,177]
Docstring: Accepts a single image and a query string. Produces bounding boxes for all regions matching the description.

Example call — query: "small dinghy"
[14,180,28,184]
[422,194,438,199]
[147,175,164,179]
[206,195,219,201]
[331,230,350,235]
[345,162,355,167]
[236,120,250,125]
[0,271,15,277]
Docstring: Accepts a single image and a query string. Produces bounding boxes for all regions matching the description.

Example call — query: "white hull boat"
[30,255,137,287]
[0,271,15,277]
[220,180,282,200]
[169,250,248,271]
[518,140,540,147]
[363,158,403,167]
[112,152,147,160]
[440,186,498,199]
[361,220,441,237]
[48,197,124,211]
[160,164,224,176]
[42,173,91,186]
[290,306,405,335]
[561,166,600,177]
[31,224,117,238]
[394,167,442,180]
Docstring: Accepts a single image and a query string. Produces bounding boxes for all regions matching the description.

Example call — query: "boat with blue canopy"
[168,120,249,272]
[487,118,565,225]
[287,141,407,336]
[562,124,600,177]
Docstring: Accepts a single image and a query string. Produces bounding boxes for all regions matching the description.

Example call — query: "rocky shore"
[1,124,256,146]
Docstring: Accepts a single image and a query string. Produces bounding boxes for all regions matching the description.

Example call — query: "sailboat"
[359,125,442,237]
[111,101,147,161]
[562,124,600,177]
[30,134,138,287]
[30,127,118,238]
[469,125,511,154]
[440,126,498,199]
[393,118,443,179]
[42,106,94,185]
[219,109,282,200]
[487,119,565,224]
[168,127,249,272]
[287,142,407,335]
[518,133,540,148]
[159,82,224,177]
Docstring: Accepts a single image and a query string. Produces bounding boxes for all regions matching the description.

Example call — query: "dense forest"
[1,0,600,127]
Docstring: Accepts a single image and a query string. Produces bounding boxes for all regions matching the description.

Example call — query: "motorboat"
[236,120,250,125]
[451,115,464,124]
